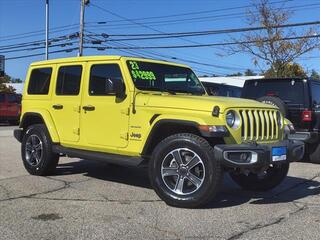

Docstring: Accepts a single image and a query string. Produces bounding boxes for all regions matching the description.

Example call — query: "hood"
[135,93,277,113]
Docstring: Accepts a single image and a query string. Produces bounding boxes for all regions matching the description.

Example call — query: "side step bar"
[52,145,144,167]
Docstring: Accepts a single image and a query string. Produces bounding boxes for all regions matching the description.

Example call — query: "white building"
[5,83,24,94]
[199,76,264,87]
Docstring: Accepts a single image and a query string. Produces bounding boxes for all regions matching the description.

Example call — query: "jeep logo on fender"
[130,132,141,139]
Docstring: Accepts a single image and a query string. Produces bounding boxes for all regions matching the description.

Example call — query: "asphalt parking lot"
[1,125,320,240]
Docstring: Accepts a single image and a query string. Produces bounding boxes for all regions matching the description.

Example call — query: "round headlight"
[226,111,235,127]
[226,110,240,128]
[276,111,283,128]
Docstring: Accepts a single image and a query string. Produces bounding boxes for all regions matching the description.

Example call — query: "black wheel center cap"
[178,167,188,177]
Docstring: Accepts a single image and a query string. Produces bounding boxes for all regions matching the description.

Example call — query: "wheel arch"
[141,119,224,157]
[20,111,60,143]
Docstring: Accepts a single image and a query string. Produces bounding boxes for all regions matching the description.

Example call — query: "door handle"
[82,105,95,111]
[52,104,63,110]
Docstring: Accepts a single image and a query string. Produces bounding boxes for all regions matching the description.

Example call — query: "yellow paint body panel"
[21,55,286,157]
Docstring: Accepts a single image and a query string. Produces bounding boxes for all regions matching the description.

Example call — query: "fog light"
[223,151,258,164]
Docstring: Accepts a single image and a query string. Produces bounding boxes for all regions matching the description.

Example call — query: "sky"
[0,0,319,81]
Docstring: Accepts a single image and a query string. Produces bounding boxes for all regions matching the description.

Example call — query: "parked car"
[241,78,320,163]
[0,92,21,125]
[13,56,304,208]
[201,82,242,97]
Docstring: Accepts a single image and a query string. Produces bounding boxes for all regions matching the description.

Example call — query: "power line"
[0,33,79,51]
[85,20,320,42]
[88,2,320,30]
[89,0,293,24]
[85,34,320,50]
[4,48,78,61]
[85,36,259,73]
[0,41,77,54]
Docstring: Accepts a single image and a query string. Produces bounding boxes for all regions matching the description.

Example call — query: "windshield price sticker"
[131,70,156,80]
[129,61,156,81]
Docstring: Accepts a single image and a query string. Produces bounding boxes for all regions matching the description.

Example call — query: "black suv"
[241,78,320,163]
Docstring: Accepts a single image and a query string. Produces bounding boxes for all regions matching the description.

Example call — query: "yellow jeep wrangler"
[14,56,304,208]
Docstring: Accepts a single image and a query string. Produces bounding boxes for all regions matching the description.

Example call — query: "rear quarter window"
[27,68,52,95]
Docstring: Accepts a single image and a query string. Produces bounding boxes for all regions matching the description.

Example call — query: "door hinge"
[73,128,80,135]
[120,132,128,140]
[121,107,130,115]
[74,106,81,113]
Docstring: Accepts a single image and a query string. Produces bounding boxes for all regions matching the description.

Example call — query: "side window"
[89,64,123,96]
[311,83,320,105]
[56,65,82,95]
[27,68,52,95]
[0,94,5,103]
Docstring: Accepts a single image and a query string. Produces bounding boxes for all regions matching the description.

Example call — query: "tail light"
[302,110,312,122]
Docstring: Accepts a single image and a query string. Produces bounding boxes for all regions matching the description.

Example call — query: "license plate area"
[272,146,287,162]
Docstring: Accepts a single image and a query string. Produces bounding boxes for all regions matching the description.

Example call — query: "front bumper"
[288,131,319,144]
[214,139,304,169]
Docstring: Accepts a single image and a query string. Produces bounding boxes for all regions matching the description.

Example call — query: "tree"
[227,72,243,77]
[228,0,320,78]
[244,69,257,76]
[0,74,20,93]
[310,69,320,80]
[264,62,307,78]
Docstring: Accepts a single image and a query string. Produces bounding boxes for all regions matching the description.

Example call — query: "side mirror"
[114,81,126,99]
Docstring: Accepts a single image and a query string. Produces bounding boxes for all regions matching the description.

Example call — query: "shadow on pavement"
[56,159,152,189]
[55,159,320,208]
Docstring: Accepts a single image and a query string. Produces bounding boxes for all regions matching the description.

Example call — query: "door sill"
[52,145,144,167]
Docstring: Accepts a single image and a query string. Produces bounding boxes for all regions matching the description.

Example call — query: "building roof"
[199,76,264,87]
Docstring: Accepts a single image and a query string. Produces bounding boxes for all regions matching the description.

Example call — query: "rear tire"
[229,163,289,191]
[21,124,59,176]
[308,142,320,164]
[149,133,223,208]
[257,96,288,117]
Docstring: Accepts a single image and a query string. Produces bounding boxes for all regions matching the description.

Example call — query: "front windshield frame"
[126,60,206,95]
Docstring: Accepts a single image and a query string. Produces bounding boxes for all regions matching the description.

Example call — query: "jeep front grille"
[239,109,280,141]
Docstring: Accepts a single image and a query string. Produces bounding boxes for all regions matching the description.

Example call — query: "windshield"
[126,60,205,95]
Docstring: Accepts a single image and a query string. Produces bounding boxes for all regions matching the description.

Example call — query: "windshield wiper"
[139,87,176,95]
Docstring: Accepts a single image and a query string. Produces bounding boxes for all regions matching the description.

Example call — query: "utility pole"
[45,0,49,60]
[79,0,89,56]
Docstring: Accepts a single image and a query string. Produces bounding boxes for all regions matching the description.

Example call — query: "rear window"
[56,65,82,95]
[0,94,4,103]
[242,80,304,104]
[7,94,18,103]
[27,68,52,95]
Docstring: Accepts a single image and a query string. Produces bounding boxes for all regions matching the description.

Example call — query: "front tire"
[21,124,59,176]
[149,133,223,208]
[229,163,289,191]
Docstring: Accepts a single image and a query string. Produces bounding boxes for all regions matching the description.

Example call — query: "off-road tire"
[257,96,288,117]
[21,124,59,176]
[229,163,289,191]
[149,133,223,208]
